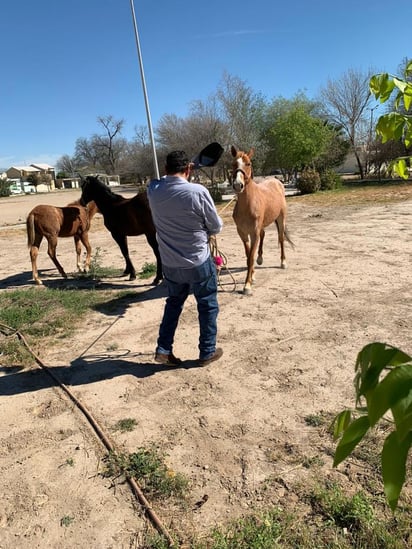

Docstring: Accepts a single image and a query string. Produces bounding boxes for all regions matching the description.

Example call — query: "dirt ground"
[0,185,411,548]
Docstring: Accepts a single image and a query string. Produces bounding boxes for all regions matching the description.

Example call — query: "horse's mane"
[86,176,124,203]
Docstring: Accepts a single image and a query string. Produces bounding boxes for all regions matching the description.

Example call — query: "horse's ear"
[77,173,85,188]
[248,148,255,159]
[231,145,237,158]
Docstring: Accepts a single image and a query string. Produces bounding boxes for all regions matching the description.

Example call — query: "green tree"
[264,96,331,179]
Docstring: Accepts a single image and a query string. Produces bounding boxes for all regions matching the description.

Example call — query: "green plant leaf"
[392,392,412,441]
[332,409,351,440]
[393,77,407,93]
[382,431,412,511]
[333,416,370,467]
[403,85,412,111]
[376,113,407,143]
[355,342,411,400]
[367,365,412,426]
[369,73,395,102]
[394,159,409,179]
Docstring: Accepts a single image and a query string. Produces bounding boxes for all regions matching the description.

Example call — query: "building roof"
[31,163,54,170]
[9,166,40,172]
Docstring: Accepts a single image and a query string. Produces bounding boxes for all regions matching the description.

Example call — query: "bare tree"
[74,137,101,172]
[55,154,79,176]
[319,68,374,179]
[216,72,267,170]
[118,126,155,184]
[94,115,125,174]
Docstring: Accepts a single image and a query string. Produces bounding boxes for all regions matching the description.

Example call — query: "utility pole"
[129,0,160,179]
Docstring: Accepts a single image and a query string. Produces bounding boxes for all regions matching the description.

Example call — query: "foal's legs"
[275,213,287,268]
[243,232,260,294]
[47,235,68,278]
[112,233,136,280]
[145,231,163,285]
[256,229,265,265]
[29,233,43,285]
[76,233,92,272]
[236,225,258,294]
[74,236,83,272]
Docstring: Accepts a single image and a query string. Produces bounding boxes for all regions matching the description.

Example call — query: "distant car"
[23,183,36,193]
[8,183,23,194]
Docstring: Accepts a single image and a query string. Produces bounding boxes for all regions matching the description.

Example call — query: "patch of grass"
[112,418,137,433]
[0,338,35,368]
[306,481,407,548]
[292,180,412,207]
[0,287,123,363]
[302,454,325,468]
[60,515,74,527]
[106,342,119,351]
[0,288,116,338]
[304,414,324,427]
[78,247,123,280]
[102,445,189,499]
[139,262,157,279]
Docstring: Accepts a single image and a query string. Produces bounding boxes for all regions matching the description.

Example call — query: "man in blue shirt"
[147,150,223,366]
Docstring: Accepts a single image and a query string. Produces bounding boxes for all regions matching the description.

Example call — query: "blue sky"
[0,0,409,169]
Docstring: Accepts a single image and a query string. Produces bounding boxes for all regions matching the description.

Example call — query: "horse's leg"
[47,235,67,278]
[74,235,82,272]
[145,231,163,285]
[79,233,92,272]
[243,233,260,295]
[112,233,136,280]
[30,233,43,285]
[275,213,287,269]
[257,229,265,265]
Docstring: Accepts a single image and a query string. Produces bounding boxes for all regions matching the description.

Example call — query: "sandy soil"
[0,186,411,548]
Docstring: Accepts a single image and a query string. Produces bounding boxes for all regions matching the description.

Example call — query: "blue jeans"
[156,256,219,360]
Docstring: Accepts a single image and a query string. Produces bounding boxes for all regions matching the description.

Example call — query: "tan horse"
[231,146,294,294]
[26,200,98,285]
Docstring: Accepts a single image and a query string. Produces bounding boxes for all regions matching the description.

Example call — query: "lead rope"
[209,234,237,292]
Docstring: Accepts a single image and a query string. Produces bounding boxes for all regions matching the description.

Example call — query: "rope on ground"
[209,235,237,293]
[0,322,177,548]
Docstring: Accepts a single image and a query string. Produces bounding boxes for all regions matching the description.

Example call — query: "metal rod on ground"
[129,0,160,180]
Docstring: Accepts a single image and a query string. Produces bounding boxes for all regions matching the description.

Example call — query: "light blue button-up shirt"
[147,175,223,269]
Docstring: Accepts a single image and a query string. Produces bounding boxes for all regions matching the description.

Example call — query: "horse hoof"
[35,279,43,286]
[152,277,163,286]
[281,262,287,269]
[256,256,263,265]
[243,287,252,296]
[129,274,137,281]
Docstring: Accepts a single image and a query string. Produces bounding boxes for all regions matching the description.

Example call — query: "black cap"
[191,142,224,169]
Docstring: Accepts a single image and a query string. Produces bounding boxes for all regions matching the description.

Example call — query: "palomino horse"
[231,146,294,294]
[26,200,98,285]
[79,176,163,285]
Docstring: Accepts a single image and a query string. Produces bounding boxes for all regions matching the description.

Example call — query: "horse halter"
[232,157,253,193]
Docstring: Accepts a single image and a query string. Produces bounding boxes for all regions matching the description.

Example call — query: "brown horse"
[79,176,162,285]
[231,146,294,294]
[26,200,98,285]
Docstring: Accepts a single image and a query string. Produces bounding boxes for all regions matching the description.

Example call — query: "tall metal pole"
[129,0,160,179]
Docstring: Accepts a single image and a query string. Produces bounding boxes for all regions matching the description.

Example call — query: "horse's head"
[231,146,254,193]
[79,175,102,206]
[79,175,92,206]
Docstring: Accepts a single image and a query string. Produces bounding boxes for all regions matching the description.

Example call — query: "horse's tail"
[284,226,295,249]
[276,220,295,249]
[27,214,35,247]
